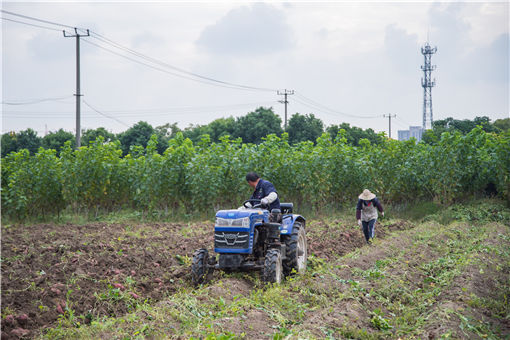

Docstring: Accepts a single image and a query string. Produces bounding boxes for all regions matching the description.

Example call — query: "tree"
[2,129,43,156]
[287,113,324,144]
[208,117,237,142]
[233,107,283,144]
[1,132,18,157]
[179,117,237,144]
[42,129,75,153]
[82,127,117,145]
[494,118,510,132]
[327,123,382,146]
[117,121,155,155]
[422,116,501,144]
[155,123,181,139]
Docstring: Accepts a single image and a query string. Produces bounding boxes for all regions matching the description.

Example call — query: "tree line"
[1,107,383,157]
[2,106,508,157]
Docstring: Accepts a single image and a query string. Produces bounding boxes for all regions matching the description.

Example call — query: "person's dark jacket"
[250,179,281,211]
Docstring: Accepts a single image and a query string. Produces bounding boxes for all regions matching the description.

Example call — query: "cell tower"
[421,42,437,130]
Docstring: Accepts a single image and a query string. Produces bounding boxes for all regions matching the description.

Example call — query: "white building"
[398,126,423,142]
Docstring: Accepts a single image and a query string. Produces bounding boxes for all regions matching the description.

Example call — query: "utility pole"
[383,114,396,139]
[64,28,89,148]
[277,89,294,130]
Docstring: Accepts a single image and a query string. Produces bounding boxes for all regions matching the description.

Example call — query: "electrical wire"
[396,116,418,128]
[89,32,277,92]
[82,39,273,92]
[2,10,276,93]
[2,95,74,105]
[1,9,78,30]
[82,100,130,127]
[3,101,278,119]
[294,91,381,119]
[2,9,391,126]
[1,17,62,31]
[292,96,380,121]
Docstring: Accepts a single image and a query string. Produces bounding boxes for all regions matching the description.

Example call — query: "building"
[398,126,423,142]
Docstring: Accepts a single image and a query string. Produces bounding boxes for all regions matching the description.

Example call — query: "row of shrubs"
[2,127,508,219]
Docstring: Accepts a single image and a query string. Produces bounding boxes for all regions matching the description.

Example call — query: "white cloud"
[196,3,294,56]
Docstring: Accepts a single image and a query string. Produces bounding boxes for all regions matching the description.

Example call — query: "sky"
[2,1,509,137]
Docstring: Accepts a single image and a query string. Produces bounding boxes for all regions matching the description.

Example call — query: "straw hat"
[359,189,376,200]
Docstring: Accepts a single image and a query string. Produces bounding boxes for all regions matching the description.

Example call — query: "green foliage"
[81,127,117,145]
[1,132,18,157]
[233,107,283,144]
[42,129,75,154]
[1,126,508,219]
[422,116,502,144]
[493,118,510,132]
[118,121,159,155]
[287,113,324,144]
[1,128,42,157]
[327,123,383,146]
[370,309,393,330]
[1,148,64,218]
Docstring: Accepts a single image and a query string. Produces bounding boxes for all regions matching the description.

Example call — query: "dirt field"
[1,214,509,339]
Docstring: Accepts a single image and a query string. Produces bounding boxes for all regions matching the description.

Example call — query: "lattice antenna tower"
[421,42,437,129]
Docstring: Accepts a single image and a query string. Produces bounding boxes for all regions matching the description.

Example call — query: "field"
[1,200,509,339]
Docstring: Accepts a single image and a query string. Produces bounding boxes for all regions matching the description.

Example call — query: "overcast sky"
[2,1,509,137]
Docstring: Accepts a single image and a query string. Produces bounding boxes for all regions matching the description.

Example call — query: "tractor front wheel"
[262,249,283,284]
[191,248,210,286]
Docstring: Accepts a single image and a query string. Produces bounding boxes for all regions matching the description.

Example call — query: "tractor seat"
[280,203,293,214]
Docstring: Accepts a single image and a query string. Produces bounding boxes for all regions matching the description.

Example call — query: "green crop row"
[1,127,509,219]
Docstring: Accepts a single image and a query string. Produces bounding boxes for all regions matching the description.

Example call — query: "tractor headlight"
[216,217,250,228]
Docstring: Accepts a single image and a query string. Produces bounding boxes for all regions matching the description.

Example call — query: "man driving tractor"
[244,172,281,211]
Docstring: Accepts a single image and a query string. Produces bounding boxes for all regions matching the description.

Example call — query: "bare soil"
[3,218,506,339]
[1,219,411,339]
[1,222,211,339]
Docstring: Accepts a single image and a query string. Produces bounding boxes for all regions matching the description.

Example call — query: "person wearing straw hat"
[356,189,384,244]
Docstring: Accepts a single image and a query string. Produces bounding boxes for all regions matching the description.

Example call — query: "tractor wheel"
[282,222,307,276]
[262,249,283,284]
[191,248,210,286]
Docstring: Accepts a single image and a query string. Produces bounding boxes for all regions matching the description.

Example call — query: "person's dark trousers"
[362,219,377,243]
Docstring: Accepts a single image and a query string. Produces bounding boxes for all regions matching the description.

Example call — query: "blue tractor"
[191,199,307,284]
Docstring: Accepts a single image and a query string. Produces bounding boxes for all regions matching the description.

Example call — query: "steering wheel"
[243,199,264,209]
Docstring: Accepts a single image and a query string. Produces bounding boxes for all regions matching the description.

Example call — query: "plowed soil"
[1,219,409,338]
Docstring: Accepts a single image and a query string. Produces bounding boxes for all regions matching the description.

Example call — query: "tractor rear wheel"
[262,249,283,284]
[282,222,307,276]
[191,248,210,286]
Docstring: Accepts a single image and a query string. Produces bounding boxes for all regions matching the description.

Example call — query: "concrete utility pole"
[64,28,89,148]
[277,89,294,130]
[383,114,396,139]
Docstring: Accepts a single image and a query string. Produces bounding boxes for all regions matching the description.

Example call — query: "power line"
[3,9,394,128]
[2,95,73,105]
[292,95,379,121]
[3,101,279,118]
[1,17,62,31]
[1,9,78,29]
[89,32,276,92]
[294,91,380,119]
[82,100,130,127]
[3,10,277,93]
[82,39,266,92]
